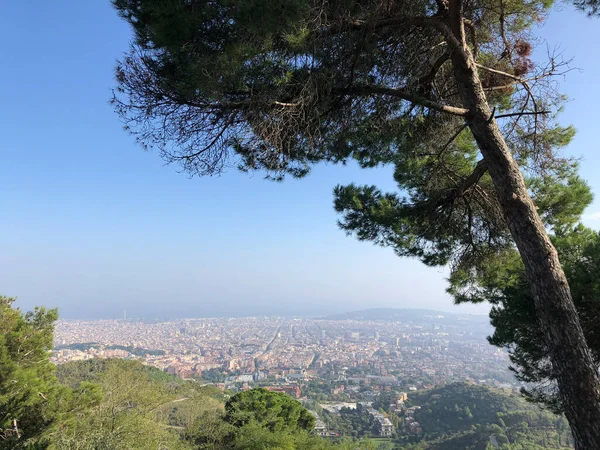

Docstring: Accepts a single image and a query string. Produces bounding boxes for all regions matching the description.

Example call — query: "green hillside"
[46,359,372,450]
[400,383,573,449]
[320,382,572,449]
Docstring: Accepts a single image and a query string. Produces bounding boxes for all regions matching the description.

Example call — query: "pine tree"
[111,1,600,446]
[224,389,316,434]
[0,297,64,449]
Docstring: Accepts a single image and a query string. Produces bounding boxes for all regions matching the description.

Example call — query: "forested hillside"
[318,382,572,449]
[401,383,572,449]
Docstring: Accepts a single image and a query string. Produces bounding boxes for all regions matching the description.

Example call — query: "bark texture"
[445,2,600,447]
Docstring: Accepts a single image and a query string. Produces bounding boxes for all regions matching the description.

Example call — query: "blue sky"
[1,2,599,319]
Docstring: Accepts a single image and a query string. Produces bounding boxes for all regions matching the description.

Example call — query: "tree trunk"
[445,2,600,448]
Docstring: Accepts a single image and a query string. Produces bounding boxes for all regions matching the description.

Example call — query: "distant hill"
[320,308,478,322]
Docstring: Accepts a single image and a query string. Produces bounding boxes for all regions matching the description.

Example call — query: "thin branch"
[475,64,547,145]
[429,18,471,60]
[12,419,20,440]
[505,96,534,139]
[522,83,540,150]
[475,63,522,81]
[339,86,470,116]
[418,53,450,92]
[433,159,489,208]
[174,116,235,161]
[439,122,469,159]
[272,101,299,107]
[456,159,489,198]
[498,0,512,62]
[495,111,550,119]
[463,19,478,58]
[473,62,567,85]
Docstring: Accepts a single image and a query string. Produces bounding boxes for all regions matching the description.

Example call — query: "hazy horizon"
[49,303,491,322]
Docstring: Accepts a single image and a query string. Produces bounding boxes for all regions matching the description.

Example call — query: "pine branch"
[475,63,522,81]
[495,111,550,119]
[339,86,470,116]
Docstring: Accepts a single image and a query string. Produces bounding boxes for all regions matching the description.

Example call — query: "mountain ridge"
[320,307,486,321]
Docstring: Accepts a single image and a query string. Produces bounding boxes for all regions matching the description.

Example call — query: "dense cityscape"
[53,310,514,390]
[53,310,515,382]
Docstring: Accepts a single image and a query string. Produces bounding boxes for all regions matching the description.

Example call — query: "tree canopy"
[112,0,565,183]
[225,388,316,433]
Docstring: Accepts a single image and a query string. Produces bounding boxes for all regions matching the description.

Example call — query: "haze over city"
[2,2,599,320]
